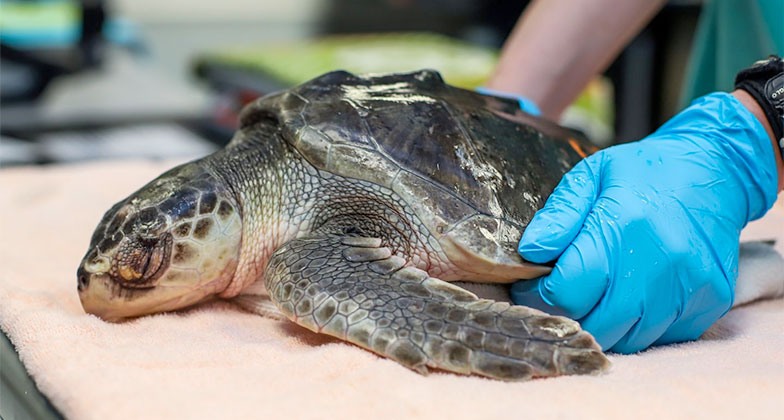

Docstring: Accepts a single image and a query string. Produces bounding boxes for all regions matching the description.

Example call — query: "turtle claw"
[556,344,610,376]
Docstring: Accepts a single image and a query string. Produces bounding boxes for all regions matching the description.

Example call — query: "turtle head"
[77,161,243,321]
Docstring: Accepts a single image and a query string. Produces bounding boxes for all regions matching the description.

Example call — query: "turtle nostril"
[77,270,90,291]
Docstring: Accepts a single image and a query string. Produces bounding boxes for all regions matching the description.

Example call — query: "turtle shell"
[239,70,594,282]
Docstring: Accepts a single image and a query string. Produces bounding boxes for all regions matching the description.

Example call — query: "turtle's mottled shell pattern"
[239,70,590,273]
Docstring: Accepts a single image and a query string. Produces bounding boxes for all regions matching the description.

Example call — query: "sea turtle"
[77,70,609,381]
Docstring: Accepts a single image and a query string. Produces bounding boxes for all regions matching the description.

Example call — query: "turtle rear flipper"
[264,235,609,381]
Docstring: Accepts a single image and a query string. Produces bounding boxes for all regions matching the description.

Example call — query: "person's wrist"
[732,89,784,191]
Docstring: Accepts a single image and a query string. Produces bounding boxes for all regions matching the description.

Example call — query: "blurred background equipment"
[2,0,772,167]
[194,32,614,142]
[1,0,105,103]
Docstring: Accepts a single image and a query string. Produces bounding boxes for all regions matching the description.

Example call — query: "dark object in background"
[319,0,481,38]
[319,0,702,143]
[79,0,107,67]
[607,3,702,142]
[0,44,68,103]
[320,0,532,48]
[0,0,107,104]
[194,33,504,142]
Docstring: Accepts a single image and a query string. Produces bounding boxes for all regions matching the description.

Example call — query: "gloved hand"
[511,92,779,354]
[475,87,542,116]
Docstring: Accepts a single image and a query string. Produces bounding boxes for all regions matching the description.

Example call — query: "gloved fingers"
[578,307,640,352]
[508,279,571,317]
[653,304,726,346]
[518,154,603,264]
[609,309,678,354]
[573,220,668,352]
[655,242,737,346]
[653,322,704,347]
[512,213,610,319]
[654,278,733,346]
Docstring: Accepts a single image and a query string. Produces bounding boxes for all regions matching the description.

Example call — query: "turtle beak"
[77,268,128,322]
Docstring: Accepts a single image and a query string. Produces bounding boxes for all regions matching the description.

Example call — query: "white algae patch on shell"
[341,82,437,105]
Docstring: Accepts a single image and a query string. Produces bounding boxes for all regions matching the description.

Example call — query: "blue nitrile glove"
[475,87,542,116]
[511,92,779,354]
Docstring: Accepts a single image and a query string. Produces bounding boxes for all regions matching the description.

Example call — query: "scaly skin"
[208,123,468,298]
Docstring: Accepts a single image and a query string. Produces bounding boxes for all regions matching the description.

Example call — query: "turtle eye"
[112,234,172,287]
[141,234,171,281]
[115,245,149,283]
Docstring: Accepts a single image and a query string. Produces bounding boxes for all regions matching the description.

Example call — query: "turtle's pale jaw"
[79,239,242,322]
[78,271,224,322]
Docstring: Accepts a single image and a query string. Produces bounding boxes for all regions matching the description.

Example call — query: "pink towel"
[1,160,782,420]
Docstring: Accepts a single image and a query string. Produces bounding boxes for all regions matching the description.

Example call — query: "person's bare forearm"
[487,0,667,119]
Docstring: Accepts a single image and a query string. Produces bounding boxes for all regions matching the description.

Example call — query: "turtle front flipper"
[265,235,609,381]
